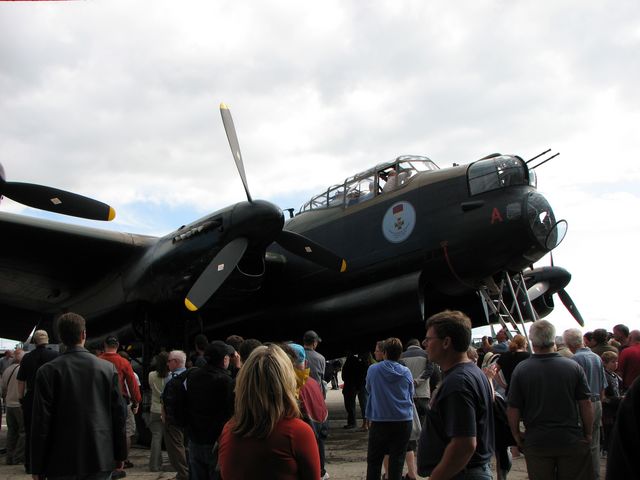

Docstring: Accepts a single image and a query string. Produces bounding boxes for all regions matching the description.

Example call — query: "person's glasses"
[424,336,441,343]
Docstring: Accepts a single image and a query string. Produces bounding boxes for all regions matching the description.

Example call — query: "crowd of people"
[0,313,638,480]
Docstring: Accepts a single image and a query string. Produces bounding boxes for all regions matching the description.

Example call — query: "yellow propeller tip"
[107,207,116,221]
[185,298,199,312]
[220,102,228,110]
[340,259,347,273]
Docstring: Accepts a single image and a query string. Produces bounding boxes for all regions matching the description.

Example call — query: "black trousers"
[343,387,368,426]
[21,393,33,473]
[366,420,412,480]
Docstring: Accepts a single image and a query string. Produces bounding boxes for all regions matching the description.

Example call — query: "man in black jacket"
[185,340,235,480]
[30,313,127,480]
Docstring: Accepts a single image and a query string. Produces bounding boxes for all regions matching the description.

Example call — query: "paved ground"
[0,389,607,479]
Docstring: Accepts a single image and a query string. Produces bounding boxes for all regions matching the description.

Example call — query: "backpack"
[162,369,189,427]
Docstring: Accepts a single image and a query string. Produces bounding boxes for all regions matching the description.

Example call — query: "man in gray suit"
[30,313,127,480]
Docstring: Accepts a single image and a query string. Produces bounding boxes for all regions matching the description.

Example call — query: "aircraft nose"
[524,191,567,255]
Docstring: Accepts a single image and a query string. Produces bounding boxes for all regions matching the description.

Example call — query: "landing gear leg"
[478,271,539,349]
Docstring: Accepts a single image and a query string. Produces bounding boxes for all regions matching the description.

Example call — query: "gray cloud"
[1,1,638,331]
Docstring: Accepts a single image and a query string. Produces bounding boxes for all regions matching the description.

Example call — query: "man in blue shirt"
[492,329,509,353]
[564,328,607,480]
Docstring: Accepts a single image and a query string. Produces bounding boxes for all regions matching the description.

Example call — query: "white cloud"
[1,0,639,333]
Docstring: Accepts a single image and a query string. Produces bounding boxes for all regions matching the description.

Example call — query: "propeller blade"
[557,289,585,327]
[220,103,252,202]
[1,181,115,221]
[184,237,249,312]
[527,281,550,302]
[277,230,347,273]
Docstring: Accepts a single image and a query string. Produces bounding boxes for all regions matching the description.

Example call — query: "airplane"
[0,104,582,360]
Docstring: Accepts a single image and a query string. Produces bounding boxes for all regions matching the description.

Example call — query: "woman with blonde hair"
[217,344,320,480]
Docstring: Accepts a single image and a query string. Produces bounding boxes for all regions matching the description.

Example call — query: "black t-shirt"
[185,365,235,444]
[417,362,494,476]
[606,376,640,479]
[508,353,590,448]
[16,345,59,395]
[496,351,531,392]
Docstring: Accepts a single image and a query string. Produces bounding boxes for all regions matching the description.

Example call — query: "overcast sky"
[1,1,639,340]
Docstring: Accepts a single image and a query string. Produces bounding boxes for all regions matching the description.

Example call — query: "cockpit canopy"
[467,154,535,196]
[299,155,439,213]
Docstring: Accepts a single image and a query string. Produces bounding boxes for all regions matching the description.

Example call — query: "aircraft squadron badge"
[382,201,416,243]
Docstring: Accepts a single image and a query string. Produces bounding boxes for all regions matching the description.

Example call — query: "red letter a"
[491,207,503,224]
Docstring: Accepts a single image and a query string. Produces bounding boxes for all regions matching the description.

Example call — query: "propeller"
[557,289,585,327]
[524,266,584,326]
[0,163,115,221]
[183,103,347,311]
[185,237,249,312]
[277,230,347,273]
[220,103,252,202]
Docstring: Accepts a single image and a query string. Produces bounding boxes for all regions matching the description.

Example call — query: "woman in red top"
[218,344,321,480]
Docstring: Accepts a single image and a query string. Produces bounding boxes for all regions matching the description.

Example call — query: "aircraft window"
[526,192,557,248]
[301,192,329,212]
[381,168,399,192]
[468,156,527,195]
[528,168,537,188]
[345,175,376,206]
[398,157,439,173]
[381,166,413,193]
[299,156,439,213]
[327,184,345,207]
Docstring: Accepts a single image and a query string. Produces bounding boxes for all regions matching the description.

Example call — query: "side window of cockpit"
[329,190,345,206]
[346,176,376,206]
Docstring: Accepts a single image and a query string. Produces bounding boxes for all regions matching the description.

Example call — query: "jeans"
[188,441,218,480]
[48,472,112,480]
[450,463,493,480]
[366,420,412,480]
[591,400,602,480]
[312,420,329,476]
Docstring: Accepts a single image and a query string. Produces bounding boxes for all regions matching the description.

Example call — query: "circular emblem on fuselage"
[382,201,416,243]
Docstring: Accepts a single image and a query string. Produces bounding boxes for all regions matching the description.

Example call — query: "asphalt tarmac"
[0,389,606,479]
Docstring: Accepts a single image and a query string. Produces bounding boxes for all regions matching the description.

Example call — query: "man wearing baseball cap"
[303,330,327,398]
[184,340,235,480]
[17,329,58,473]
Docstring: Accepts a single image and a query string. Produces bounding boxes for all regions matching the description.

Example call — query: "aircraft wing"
[0,212,155,340]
